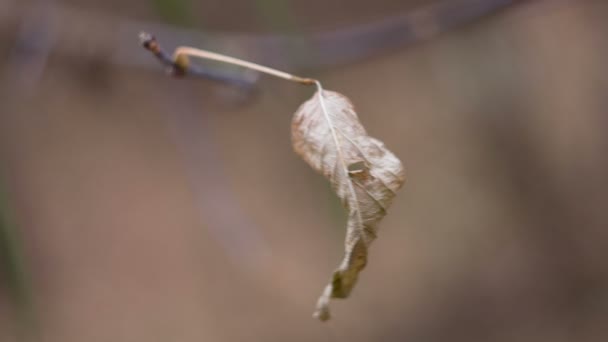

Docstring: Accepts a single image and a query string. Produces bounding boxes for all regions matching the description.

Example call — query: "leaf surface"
[291,88,405,321]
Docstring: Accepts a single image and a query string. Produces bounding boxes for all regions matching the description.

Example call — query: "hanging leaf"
[291,88,405,321]
[139,34,405,322]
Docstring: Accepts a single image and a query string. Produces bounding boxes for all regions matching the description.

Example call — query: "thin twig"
[139,31,317,86]
[138,32,257,87]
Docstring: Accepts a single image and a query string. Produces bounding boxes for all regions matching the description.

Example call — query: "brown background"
[1,1,607,341]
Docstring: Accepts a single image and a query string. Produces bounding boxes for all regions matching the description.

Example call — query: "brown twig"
[139,31,316,86]
[139,32,258,87]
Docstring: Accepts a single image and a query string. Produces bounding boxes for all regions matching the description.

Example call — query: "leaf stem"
[173,46,316,85]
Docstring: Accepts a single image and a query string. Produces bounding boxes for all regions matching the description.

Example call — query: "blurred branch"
[162,85,273,272]
[2,0,524,74]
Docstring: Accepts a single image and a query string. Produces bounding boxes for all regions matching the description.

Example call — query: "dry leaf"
[291,88,405,321]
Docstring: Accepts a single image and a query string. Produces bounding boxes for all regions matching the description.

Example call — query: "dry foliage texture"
[292,89,405,320]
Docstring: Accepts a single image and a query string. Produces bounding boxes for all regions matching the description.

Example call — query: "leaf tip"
[313,284,332,321]
[313,308,331,322]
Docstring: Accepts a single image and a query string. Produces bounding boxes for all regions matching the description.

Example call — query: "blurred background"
[1,0,608,341]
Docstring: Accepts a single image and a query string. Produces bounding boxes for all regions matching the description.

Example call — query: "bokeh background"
[1,0,607,341]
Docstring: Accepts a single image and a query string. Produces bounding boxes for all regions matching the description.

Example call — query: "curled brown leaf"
[291,88,405,321]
